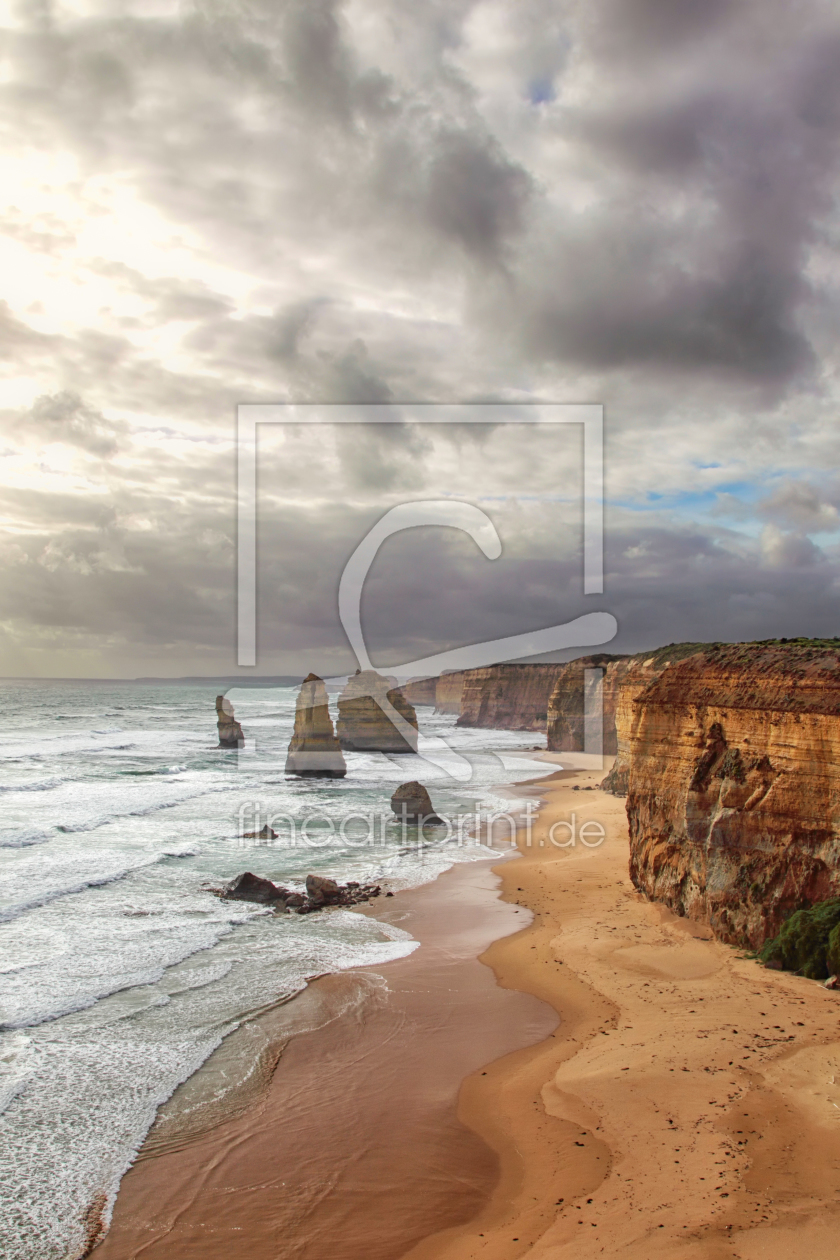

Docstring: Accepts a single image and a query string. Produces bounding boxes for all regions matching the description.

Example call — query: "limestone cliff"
[434,671,465,715]
[599,644,710,793]
[285,674,347,778]
[216,695,244,748]
[455,663,569,732]
[399,677,437,706]
[337,670,419,753]
[545,654,630,754]
[625,640,840,948]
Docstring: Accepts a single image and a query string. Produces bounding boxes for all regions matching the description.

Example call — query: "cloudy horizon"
[2,0,840,679]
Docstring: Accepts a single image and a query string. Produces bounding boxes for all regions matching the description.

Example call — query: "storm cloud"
[2,0,840,676]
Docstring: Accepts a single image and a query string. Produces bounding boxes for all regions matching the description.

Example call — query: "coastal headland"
[94,755,840,1260]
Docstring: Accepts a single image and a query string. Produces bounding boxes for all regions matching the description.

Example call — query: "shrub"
[758,899,840,980]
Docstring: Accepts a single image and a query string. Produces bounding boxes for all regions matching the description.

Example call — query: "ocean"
[0,680,554,1260]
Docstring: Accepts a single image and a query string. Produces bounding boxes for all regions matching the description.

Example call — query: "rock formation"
[391,781,444,825]
[456,663,570,731]
[223,871,288,904]
[242,824,278,840]
[398,676,437,706]
[216,695,244,748]
[285,674,347,778]
[222,871,382,912]
[545,654,629,753]
[337,670,419,753]
[600,644,728,794]
[624,640,840,948]
[434,671,466,715]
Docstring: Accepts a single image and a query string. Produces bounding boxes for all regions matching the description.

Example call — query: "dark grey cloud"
[425,130,532,263]
[3,0,840,675]
[26,392,123,456]
[757,480,840,533]
[593,0,738,56]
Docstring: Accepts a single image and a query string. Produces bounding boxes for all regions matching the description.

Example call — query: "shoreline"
[405,760,840,1260]
[93,759,840,1259]
[92,842,557,1260]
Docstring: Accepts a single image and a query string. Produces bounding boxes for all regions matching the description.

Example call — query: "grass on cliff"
[758,900,840,980]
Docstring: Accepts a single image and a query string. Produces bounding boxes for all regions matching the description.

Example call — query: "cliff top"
[638,637,840,714]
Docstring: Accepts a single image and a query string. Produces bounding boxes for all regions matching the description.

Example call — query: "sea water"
[0,680,553,1260]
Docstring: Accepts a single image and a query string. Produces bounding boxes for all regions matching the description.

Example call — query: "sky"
[2,0,840,678]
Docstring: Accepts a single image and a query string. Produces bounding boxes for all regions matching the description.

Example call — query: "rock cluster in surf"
[222,870,382,914]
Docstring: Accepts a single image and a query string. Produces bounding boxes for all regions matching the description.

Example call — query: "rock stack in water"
[216,695,244,748]
[285,673,347,777]
[337,669,419,753]
[391,781,444,825]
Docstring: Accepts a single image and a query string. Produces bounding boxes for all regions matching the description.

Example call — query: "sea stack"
[216,695,244,748]
[285,673,347,778]
[391,781,444,825]
[337,669,419,753]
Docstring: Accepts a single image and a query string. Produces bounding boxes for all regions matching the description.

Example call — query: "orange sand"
[405,761,840,1260]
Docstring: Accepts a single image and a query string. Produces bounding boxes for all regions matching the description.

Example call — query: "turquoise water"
[0,680,552,1260]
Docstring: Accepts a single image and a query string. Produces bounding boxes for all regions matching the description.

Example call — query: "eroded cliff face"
[337,670,419,753]
[625,642,840,948]
[545,654,629,754]
[455,663,568,731]
[547,644,707,763]
[399,677,437,706]
[600,643,712,793]
[434,671,465,715]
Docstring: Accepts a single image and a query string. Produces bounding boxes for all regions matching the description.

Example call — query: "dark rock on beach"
[242,824,278,840]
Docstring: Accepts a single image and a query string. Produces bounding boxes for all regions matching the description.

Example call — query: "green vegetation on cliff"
[758,899,840,979]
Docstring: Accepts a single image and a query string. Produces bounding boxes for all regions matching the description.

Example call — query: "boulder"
[285,674,347,778]
[242,824,278,840]
[223,872,288,904]
[305,874,341,905]
[825,975,840,990]
[391,781,444,825]
[337,669,419,753]
[220,872,384,914]
[217,695,244,748]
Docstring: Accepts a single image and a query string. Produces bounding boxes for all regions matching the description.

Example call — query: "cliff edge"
[625,639,840,947]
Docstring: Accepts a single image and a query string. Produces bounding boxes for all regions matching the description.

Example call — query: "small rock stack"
[285,673,347,778]
[337,669,419,753]
[216,695,245,748]
[390,781,444,825]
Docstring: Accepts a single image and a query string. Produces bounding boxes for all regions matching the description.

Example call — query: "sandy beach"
[406,761,840,1260]
[92,851,557,1260]
[95,763,840,1260]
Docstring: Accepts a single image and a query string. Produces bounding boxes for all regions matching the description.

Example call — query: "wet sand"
[93,856,557,1260]
[96,762,840,1260]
